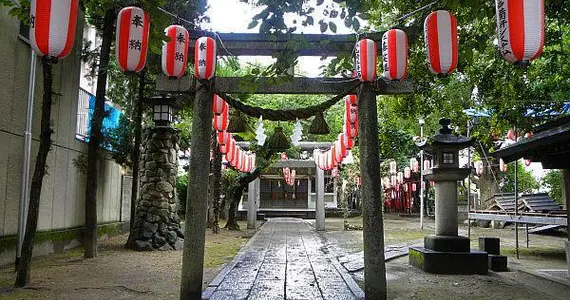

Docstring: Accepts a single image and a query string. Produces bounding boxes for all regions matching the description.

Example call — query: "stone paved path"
[203,218,364,300]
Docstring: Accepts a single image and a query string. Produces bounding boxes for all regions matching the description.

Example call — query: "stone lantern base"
[409,235,488,275]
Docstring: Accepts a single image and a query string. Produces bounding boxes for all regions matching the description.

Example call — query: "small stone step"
[478,237,501,255]
[488,254,508,272]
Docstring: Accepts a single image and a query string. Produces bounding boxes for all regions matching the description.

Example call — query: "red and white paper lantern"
[345,98,358,124]
[194,37,217,80]
[424,10,458,75]
[29,0,79,59]
[495,0,544,64]
[341,133,355,150]
[347,94,358,105]
[354,39,377,82]
[344,121,359,139]
[161,25,189,77]
[217,131,230,146]
[213,95,228,115]
[404,167,411,179]
[213,110,229,131]
[116,6,150,73]
[382,28,408,81]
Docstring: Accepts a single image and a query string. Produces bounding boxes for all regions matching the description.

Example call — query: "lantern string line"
[211,81,361,121]
[396,0,441,22]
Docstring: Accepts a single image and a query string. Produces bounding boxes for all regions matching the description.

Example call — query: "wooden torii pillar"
[156,32,413,300]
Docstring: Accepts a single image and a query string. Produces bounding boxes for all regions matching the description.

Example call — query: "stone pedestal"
[410,119,487,275]
[247,179,259,230]
[315,166,325,231]
[129,127,183,251]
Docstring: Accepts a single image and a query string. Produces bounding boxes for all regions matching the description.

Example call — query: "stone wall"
[129,127,183,250]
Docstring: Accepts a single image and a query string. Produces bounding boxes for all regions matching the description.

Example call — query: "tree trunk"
[477,150,500,209]
[15,57,54,287]
[225,164,267,231]
[207,131,220,232]
[84,9,115,258]
[125,71,145,247]
[210,133,222,234]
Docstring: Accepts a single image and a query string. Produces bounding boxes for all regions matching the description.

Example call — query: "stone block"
[478,237,501,255]
[488,254,508,272]
[409,246,488,275]
[424,235,470,252]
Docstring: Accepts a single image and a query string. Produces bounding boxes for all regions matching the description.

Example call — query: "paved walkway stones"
[203,218,364,300]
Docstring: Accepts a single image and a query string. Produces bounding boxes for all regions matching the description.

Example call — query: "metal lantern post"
[418,118,425,229]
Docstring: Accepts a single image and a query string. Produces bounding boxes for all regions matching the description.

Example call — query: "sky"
[203,0,360,77]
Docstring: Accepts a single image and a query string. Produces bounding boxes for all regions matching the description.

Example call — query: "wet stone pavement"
[203,218,364,300]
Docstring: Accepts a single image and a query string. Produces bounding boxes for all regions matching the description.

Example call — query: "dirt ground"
[323,214,569,300]
[0,221,258,300]
[0,215,568,300]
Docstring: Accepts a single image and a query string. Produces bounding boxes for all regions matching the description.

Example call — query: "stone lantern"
[410,118,488,274]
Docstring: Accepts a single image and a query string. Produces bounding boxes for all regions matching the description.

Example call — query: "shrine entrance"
[156,30,413,299]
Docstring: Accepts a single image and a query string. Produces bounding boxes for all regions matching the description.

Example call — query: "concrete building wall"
[0,8,124,242]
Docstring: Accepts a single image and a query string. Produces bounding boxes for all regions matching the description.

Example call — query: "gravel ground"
[0,215,567,299]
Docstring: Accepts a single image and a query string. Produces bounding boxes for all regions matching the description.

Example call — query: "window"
[443,152,454,164]
[310,177,334,193]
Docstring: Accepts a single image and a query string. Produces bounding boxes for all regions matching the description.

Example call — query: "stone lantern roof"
[419,118,473,152]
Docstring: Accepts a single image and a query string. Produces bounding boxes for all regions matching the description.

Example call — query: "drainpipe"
[16,51,37,269]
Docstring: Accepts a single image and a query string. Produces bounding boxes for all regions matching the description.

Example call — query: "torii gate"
[156,30,413,300]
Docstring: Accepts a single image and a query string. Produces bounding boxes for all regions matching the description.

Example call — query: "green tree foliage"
[542,169,563,204]
[501,161,540,194]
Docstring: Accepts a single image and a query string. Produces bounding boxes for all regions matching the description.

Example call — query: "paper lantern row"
[217,133,255,173]
[212,94,229,131]
[280,153,296,186]
[29,2,544,79]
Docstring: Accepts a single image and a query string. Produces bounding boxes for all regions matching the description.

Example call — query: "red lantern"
[334,140,344,164]
[429,181,435,187]
[347,94,358,105]
[30,0,79,59]
[421,181,426,190]
[250,154,256,172]
[344,121,359,139]
[338,133,348,158]
[424,10,458,75]
[391,175,397,186]
[382,28,408,81]
[213,109,229,131]
[225,139,236,162]
[356,176,362,187]
[345,98,358,124]
[194,36,217,80]
[342,133,355,150]
[410,158,419,173]
[290,170,296,186]
[495,0,544,64]
[423,160,431,170]
[116,6,150,73]
[404,167,411,179]
[412,183,417,192]
[161,25,189,77]
[217,131,230,146]
[354,39,377,82]
[213,95,228,115]
[329,146,337,168]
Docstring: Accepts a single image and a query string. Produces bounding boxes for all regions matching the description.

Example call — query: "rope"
[211,81,361,121]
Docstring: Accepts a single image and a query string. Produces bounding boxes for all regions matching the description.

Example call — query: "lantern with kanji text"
[194,36,217,80]
[116,6,150,73]
[382,28,408,81]
[161,25,189,77]
[354,39,377,82]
